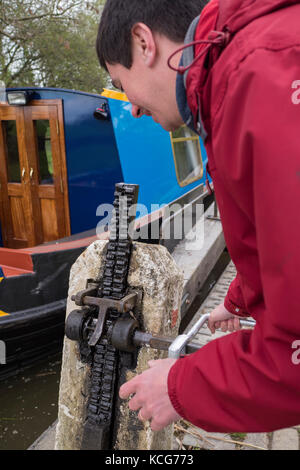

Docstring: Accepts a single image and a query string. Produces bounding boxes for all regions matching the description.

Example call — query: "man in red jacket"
[97,0,300,432]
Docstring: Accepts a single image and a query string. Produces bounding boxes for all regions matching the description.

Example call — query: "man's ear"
[131,23,157,67]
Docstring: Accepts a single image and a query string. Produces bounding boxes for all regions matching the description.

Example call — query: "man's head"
[96,0,207,131]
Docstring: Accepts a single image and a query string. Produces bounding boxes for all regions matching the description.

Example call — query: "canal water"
[0,353,62,450]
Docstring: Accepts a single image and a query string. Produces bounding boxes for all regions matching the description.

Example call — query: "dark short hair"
[97,0,208,70]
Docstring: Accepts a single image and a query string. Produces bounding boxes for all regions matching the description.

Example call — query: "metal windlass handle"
[168,314,256,359]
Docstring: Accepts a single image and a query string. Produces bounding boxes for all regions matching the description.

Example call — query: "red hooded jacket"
[168,0,300,432]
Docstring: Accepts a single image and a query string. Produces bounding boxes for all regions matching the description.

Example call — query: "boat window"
[170,126,203,187]
[34,120,54,185]
[3,121,21,183]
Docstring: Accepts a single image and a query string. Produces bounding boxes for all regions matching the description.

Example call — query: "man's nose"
[131,105,144,118]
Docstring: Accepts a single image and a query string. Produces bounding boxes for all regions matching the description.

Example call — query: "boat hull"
[0,300,66,380]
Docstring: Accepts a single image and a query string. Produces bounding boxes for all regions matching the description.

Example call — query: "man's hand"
[119,358,181,431]
[208,302,241,334]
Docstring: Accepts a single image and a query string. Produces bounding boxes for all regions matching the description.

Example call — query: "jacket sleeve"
[224,274,249,318]
[168,46,300,432]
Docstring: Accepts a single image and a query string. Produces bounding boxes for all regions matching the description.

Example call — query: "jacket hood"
[175,0,300,140]
[176,0,219,139]
[218,0,300,36]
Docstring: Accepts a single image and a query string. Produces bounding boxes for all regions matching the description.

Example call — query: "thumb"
[207,318,216,334]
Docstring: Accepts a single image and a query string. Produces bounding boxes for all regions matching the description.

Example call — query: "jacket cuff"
[167,359,187,419]
[224,295,249,318]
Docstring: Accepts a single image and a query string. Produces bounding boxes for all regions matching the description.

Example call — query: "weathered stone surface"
[241,433,268,450]
[181,428,235,450]
[55,240,184,451]
[55,241,108,450]
[115,243,184,450]
[272,428,299,450]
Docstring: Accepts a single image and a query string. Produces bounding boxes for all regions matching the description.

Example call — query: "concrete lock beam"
[55,240,184,450]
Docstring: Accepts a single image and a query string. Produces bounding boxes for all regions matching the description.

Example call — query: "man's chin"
[157,121,180,132]
[151,115,184,132]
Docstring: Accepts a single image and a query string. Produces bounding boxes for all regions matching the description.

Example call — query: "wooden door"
[0,106,35,248]
[0,100,70,248]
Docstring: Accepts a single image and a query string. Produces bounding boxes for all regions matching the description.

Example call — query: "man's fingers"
[150,417,166,432]
[234,317,241,330]
[207,319,215,334]
[128,394,143,411]
[208,317,241,334]
[119,376,139,399]
[221,320,228,332]
[228,318,234,332]
[138,407,152,422]
[138,409,146,422]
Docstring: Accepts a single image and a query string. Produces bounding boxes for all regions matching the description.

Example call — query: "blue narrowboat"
[0,87,210,377]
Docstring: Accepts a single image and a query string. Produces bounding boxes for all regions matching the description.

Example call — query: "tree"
[0,0,108,93]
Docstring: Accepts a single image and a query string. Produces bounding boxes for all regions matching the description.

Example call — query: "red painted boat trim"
[27,234,100,254]
[1,265,34,277]
[0,249,34,272]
